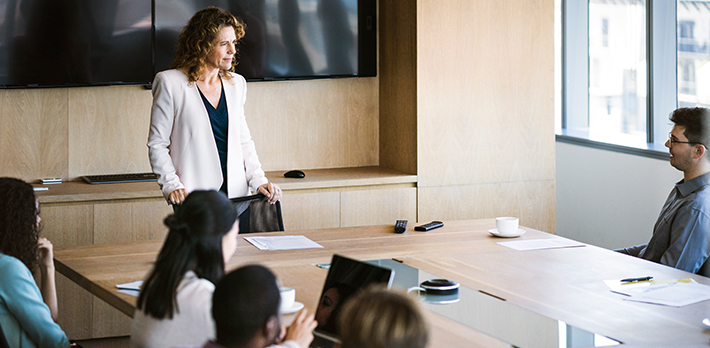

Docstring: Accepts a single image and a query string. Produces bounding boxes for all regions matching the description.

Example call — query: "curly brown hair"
[0,177,40,271]
[170,7,246,83]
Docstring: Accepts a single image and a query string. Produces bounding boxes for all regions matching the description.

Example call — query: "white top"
[147,69,268,200]
[130,271,215,348]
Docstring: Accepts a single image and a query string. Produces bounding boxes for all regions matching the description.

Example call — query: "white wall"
[555,142,681,249]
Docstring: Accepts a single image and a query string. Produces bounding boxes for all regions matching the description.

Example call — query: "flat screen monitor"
[0,0,153,88]
[154,0,376,81]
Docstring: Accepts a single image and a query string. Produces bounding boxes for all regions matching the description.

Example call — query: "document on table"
[244,235,324,251]
[620,281,710,307]
[116,280,143,297]
[497,238,586,251]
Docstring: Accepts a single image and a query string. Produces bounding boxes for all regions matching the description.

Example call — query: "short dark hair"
[212,265,280,346]
[137,190,237,319]
[670,107,710,147]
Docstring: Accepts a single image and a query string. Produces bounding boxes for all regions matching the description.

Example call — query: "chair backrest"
[230,194,284,233]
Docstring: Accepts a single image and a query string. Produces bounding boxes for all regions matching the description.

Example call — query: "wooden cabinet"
[268,167,417,231]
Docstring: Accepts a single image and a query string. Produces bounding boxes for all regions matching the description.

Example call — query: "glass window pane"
[588,0,647,144]
[678,1,710,108]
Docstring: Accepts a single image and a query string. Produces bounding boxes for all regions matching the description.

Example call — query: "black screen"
[155,0,375,81]
[0,0,152,88]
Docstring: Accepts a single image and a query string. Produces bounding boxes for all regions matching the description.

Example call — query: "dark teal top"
[197,84,229,194]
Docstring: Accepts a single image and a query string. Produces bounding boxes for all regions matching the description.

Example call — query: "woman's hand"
[283,308,317,348]
[257,182,282,204]
[38,238,59,321]
[37,238,54,271]
[169,188,189,205]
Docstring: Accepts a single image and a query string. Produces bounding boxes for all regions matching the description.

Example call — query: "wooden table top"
[53,220,710,348]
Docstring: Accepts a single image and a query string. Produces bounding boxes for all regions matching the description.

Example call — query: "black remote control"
[414,221,444,232]
[395,220,407,233]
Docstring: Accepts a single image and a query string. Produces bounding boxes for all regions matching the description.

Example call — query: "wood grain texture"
[94,203,134,244]
[245,78,379,171]
[417,180,555,233]
[67,86,153,179]
[56,273,93,340]
[0,88,68,181]
[130,200,173,241]
[280,191,340,231]
[92,298,132,338]
[415,0,555,187]
[379,0,417,174]
[53,222,710,347]
[340,187,417,227]
[265,166,416,190]
[40,203,93,248]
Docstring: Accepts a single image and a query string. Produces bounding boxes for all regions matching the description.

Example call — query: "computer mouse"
[284,170,305,178]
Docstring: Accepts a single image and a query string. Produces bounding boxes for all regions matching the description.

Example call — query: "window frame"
[559,0,677,160]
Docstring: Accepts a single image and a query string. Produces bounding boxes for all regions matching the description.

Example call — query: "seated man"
[204,265,317,348]
[616,107,710,274]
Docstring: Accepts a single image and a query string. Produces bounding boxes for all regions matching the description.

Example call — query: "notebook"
[309,254,395,348]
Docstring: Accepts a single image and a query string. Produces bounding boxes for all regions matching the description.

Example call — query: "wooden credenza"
[36,166,416,339]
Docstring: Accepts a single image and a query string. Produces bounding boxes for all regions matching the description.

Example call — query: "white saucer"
[488,228,525,238]
[280,301,304,314]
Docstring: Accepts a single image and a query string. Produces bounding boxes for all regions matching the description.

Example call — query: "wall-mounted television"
[0,0,153,88]
[0,0,376,88]
[154,0,376,81]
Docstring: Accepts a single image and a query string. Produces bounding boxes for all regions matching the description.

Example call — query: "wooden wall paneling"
[0,88,68,181]
[417,180,556,233]
[340,187,417,227]
[91,298,132,338]
[40,203,94,247]
[68,86,153,179]
[39,203,94,339]
[93,202,134,244]
[245,78,379,172]
[415,0,555,187]
[280,191,340,231]
[130,199,173,241]
[57,273,94,340]
[379,0,418,174]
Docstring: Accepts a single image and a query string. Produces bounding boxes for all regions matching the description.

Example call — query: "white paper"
[117,289,140,297]
[497,238,586,251]
[116,280,143,291]
[244,235,324,251]
[622,281,710,307]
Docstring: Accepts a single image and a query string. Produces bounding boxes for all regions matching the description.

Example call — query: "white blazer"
[147,69,268,201]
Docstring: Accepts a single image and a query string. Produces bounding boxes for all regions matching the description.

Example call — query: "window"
[559,1,688,155]
[677,3,710,108]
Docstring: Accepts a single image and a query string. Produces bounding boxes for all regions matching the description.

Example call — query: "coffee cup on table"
[279,287,296,313]
[495,217,519,235]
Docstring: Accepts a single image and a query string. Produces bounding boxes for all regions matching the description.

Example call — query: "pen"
[620,276,653,283]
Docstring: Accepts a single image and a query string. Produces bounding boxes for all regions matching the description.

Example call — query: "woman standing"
[0,177,69,348]
[147,7,282,212]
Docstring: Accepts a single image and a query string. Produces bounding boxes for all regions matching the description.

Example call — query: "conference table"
[53,220,710,348]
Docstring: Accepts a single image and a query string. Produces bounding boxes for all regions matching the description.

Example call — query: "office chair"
[230,193,284,233]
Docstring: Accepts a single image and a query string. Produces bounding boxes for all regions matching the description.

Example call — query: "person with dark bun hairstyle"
[0,177,69,348]
[130,190,239,348]
[616,107,710,275]
[336,287,428,348]
[148,6,281,232]
[205,265,317,348]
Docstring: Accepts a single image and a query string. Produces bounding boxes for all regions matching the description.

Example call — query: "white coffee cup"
[496,217,519,235]
[279,287,296,313]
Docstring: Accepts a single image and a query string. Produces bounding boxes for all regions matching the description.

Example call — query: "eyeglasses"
[668,132,704,147]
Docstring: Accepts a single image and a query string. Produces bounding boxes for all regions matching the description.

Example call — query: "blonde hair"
[170,7,245,83]
[337,287,428,348]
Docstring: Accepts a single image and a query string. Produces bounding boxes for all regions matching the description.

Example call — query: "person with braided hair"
[130,190,239,348]
[0,177,69,348]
